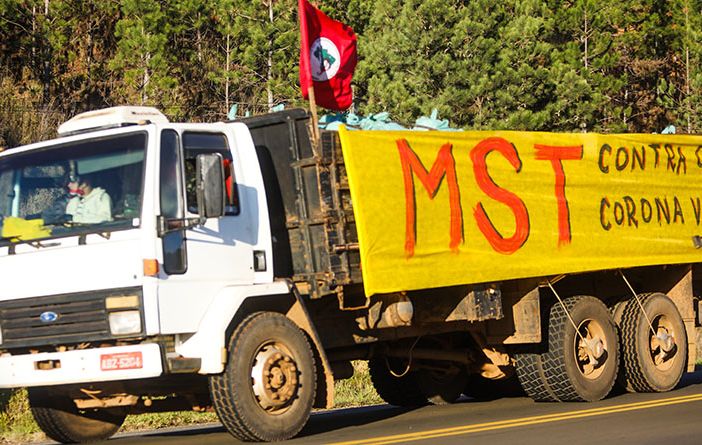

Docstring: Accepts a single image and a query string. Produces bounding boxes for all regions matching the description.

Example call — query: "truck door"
[157,128,255,334]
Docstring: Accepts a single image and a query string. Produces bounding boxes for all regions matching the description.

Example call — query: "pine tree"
[358,0,479,125]
[606,0,679,132]
[686,0,702,133]
[665,0,702,133]
[436,0,504,129]
[484,0,557,130]
[43,0,119,113]
[109,0,178,111]
[168,0,221,120]
[208,0,299,117]
[548,0,627,132]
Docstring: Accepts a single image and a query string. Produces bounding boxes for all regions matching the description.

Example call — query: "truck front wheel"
[209,312,316,442]
[28,389,125,444]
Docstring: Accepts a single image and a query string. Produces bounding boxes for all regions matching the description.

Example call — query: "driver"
[66,175,113,224]
[40,174,82,225]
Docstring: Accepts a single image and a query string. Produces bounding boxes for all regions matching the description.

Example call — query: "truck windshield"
[0,132,146,246]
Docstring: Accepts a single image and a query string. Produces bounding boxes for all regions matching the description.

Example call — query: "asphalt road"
[94,371,702,445]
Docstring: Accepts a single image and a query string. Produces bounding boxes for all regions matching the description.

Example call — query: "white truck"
[0,107,697,442]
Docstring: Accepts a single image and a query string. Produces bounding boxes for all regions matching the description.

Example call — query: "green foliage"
[0,1,702,137]
[0,389,42,444]
[547,0,627,131]
[110,0,176,107]
[122,411,219,431]
[358,0,467,124]
[487,0,556,130]
[334,361,383,407]
[0,77,65,148]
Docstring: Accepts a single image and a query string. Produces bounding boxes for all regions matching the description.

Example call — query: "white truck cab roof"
[58,106,169,137]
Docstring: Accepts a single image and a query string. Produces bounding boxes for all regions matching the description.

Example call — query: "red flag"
[299,0,357,111]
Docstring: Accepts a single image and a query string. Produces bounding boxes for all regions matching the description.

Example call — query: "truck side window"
[183,132,239,215]
[160,130,187,275]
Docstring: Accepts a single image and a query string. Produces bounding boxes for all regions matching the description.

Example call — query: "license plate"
[100,352,143,371]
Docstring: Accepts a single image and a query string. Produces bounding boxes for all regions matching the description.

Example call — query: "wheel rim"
[649,314,678,371]
[574,318,609,380]
[250,341,299,414]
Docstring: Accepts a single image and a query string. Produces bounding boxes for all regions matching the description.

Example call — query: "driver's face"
[78,181,92,194]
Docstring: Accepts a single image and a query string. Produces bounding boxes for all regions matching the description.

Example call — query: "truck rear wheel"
[516,296,619,402]
[514,351,559,402]
[618,293,687,392]
[368,357,427,407]
[209,312,316,442]
[28,388,125,444]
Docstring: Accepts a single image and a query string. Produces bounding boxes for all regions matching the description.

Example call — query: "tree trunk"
[267,0,274,112]
[197,12,203,64]
[225,33,230,113]
[142,26,150,105]
[42,0,51,104]
[583,8,588,70]
[685,2,692,133]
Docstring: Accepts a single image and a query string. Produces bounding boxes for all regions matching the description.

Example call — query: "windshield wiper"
[0,235,61,249]
[2,219,122,248]
[27,240,61,249]
[48,221,114,240]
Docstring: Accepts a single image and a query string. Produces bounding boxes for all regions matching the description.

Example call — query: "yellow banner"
[338,127,702,296]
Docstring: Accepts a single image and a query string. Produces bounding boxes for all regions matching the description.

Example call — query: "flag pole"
[299,0,321,150]
[308,86,321,149]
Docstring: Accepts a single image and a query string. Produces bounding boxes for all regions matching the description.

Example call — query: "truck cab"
[0,107,306,442]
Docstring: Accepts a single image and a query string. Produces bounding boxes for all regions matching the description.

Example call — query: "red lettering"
[471,138,529,254]
[397,139,462,258]
[534,145,583,246]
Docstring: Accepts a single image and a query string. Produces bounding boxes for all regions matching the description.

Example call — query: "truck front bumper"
[0,344,163,388]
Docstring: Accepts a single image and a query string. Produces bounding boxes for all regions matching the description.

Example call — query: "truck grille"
[0,287,143,349]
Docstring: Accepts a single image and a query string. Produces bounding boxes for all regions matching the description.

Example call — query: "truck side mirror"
[196,153,225,219]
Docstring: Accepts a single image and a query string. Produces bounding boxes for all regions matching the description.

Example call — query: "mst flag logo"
[298,0,357,111]
[311,37,341,81]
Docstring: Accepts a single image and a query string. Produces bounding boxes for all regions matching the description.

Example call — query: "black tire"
[618,293,687,392]
[611,300,627,326]
[514,351,559,402]
[209,312,316,442]
[417,367,468,405]
[516,296,619,402]
[368,357,427,407]
[543,296,619,401]
[28,388,125,444]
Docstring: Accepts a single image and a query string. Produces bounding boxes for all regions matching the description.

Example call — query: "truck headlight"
[108,310,141,336]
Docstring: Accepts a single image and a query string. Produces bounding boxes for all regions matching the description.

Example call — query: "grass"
[122,411,219,432]
[0,389,44,445]
[334,361,384,408]
[0,361,381,444]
